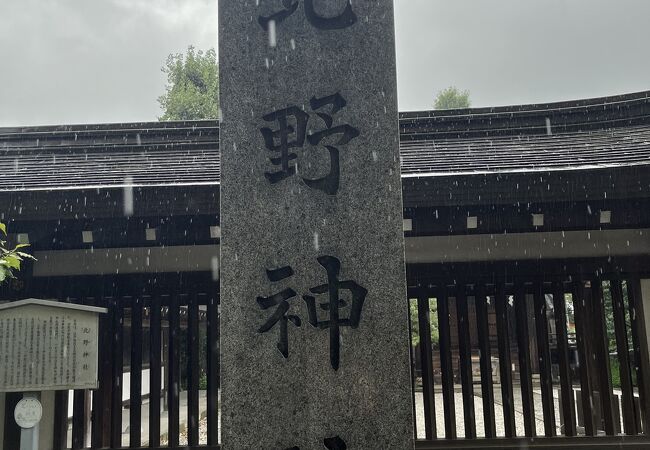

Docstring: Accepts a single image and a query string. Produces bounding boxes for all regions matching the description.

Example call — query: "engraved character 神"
[303,256,367,370]
[257,266,302,358]
[285,435,347,450]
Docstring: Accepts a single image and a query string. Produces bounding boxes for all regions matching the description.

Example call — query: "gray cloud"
[395,0,650,110]
[0,0,648,126]
[0,0,217,126]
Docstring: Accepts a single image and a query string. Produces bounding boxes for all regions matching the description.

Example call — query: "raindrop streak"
[268,20,277,47]
[123,176,134,216]
[211,256,220,281]
[313,231,320,251]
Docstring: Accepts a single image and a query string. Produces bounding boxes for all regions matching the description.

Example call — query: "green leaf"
[0,223,5,235]
[3,255,21,270]
[14,243,30,249]
[16,252,36,260]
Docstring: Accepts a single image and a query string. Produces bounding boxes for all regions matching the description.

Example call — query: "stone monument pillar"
[219,1,413,448]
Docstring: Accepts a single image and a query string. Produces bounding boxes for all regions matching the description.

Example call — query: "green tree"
[158,46,219,121]
[0,222,35,285]
[409,300,439,348]
[434,86,471,110]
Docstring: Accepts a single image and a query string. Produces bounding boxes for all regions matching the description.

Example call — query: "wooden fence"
[408,274,650,446]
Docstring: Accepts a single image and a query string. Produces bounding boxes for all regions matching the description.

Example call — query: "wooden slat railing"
[437,289,457,439]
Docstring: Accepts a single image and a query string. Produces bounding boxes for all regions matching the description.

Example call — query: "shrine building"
[1,90,650,449]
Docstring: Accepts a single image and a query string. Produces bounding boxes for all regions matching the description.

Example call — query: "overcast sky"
[0,0,649,127]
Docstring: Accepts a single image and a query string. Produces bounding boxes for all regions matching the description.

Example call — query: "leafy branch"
[0,222,35,285]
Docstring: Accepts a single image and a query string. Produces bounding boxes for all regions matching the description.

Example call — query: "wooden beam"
[628,277,650,433]
[188,292,201,446]
[110,298,124,447]
[495,282,516,437]
[92,301,113,448]
[552,281,577,437]
[533,282,556,436]
[456,285,476,438]
[149,297,162,446]
[72,389,86,449]
[407,295,419,439]
[52,390,69,450]
[206,292,220,446]
[167,292,181,447]
[129,295,143,447]
[475,284,496,438]
[437,289,457,439]
[416,289,437,439]
[573,279,597,436]
[515,283,535,437]
[591,279,617,435]
[611,277,638,434]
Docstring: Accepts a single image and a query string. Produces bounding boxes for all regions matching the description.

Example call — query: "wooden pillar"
[167,292,180,447]
[573,279,597,435]
[475,284,496,438]
[52,390,69,450]
[591,278,616,435]
[187,292,200,446]
[206,292,220,446]
[553,281,576,436]
[631,278,650,433]
[413,288,436,439]
[129,296,143,447]
[515,284,535,437]
[406,295,419,440]
[533,283,556,436]
[456,284,476,438]
[437,288,457,439]
[110,298,124,447]
[611,278,638,434]
[149,298,162,446]
[91,299,113,448]
[495,282,516,437]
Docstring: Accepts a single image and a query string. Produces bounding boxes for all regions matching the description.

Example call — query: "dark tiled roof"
[400,125,650,177]
[1,91,650,192]
[0,121,219,192]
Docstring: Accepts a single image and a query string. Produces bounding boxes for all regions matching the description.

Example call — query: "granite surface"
[219,1,413,448]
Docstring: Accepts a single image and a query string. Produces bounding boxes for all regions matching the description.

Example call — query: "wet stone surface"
[219,1,413,449]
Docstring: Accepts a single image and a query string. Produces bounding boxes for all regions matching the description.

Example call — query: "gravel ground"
[160,416,210,446]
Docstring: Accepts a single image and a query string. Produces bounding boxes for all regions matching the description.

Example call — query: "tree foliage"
[434,86,471,110]
[0,222,35,285]
[158,46,219,121]
[410,300,439,348]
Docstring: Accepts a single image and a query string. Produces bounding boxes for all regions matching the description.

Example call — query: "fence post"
[630,278,650,433]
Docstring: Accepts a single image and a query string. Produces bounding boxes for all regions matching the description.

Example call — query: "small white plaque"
[14,397,42,429]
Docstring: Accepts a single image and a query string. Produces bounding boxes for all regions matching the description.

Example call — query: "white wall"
[67,367,164,418]
[406,228,650,263]
[33,245,220,277]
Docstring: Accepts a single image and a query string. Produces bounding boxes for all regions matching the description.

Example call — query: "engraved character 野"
[260,92,359,195]
[259,0,357,31]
